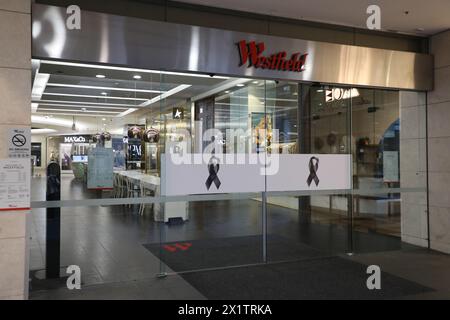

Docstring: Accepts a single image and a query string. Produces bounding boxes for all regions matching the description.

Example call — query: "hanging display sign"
[383,151,399,182]
[0,159,30,211]
[87,148,114,190]
[161,154,352,196]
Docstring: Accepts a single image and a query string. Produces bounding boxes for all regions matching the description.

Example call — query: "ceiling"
[30,59,247,134]
[33,61,227,117]
[177,0,450,36]
[30,59,305,136]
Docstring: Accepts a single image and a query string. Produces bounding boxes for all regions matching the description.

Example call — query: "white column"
[0,0,31,300]
[428,30,450,253]
[399,91,428,247]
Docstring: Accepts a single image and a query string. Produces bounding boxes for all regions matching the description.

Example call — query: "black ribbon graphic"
[205,156,221,190]
[307,157,320,187]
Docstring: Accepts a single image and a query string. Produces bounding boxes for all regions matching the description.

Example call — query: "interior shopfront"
[29,3,433,288]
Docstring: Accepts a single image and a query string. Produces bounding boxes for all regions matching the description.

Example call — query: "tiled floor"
[28,174,450,300]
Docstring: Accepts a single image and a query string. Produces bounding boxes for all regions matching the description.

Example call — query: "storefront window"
[29,59,428,280]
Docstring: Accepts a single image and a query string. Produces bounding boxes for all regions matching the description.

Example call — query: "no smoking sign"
[8,127,31,158]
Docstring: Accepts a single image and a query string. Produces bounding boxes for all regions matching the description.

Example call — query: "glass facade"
[29,61,428,290]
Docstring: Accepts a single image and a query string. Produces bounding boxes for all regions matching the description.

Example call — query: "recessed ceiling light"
[252,81,259,84]
[81,107,87,111]
[236,84,245,87]
[133,75,142,80]
[96,74,106,78]
[101,92,107,95]
[317,89,324,93]
[225,90,230,94]
[102,118,106,121]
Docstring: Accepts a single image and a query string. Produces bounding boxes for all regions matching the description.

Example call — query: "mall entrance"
[28,3,431,299]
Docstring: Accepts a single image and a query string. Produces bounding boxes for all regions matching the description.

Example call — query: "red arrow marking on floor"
[174,242,192,251]
[163,245,177,252]
[163,242,192,252]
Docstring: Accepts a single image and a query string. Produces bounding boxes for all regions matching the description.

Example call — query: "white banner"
[161,154,352,196]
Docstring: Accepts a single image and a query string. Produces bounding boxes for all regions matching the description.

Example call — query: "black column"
[46,162,61,279]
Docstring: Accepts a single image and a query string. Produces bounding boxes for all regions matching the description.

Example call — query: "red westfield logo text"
[237,40,308,72]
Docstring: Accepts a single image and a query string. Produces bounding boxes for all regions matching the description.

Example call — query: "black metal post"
[298,83,312,223]
[46,162,61,279]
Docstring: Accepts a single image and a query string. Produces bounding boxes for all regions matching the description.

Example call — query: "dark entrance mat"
[143,235,433,299]
[180,257,434,300]
[143,235,326,272]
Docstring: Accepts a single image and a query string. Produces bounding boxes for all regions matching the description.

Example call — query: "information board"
[87,148,114,190]
[0,158,30,211]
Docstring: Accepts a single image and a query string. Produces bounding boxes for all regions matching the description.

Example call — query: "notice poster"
[0,159,30,211]
[383,151,399,182]
[8,127,31,159]
[87,148,114,190]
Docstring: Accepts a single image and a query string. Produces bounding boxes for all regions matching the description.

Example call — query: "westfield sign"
[237,40,308,72]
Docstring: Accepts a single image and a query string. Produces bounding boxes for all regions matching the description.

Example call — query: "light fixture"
[225,90,230,94]
[35,99,138,108]
[101,92,107,95]
[31,128,57,134]
[236,84,245,87]
[42,92,148,101]
[102,118,106,121]
[32,73,50,100]
[37,103,129,111]
[133,75,142,80]
[96,74,106,78]
[116,108,138,118]
[38,59,229,79]
[31,103,39,113]
[32,115,81,128]
[46,83,162,94]
[252,81,259,84]
[317,89,324,93]
[139,84,191,107]
[39,108,119,114]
